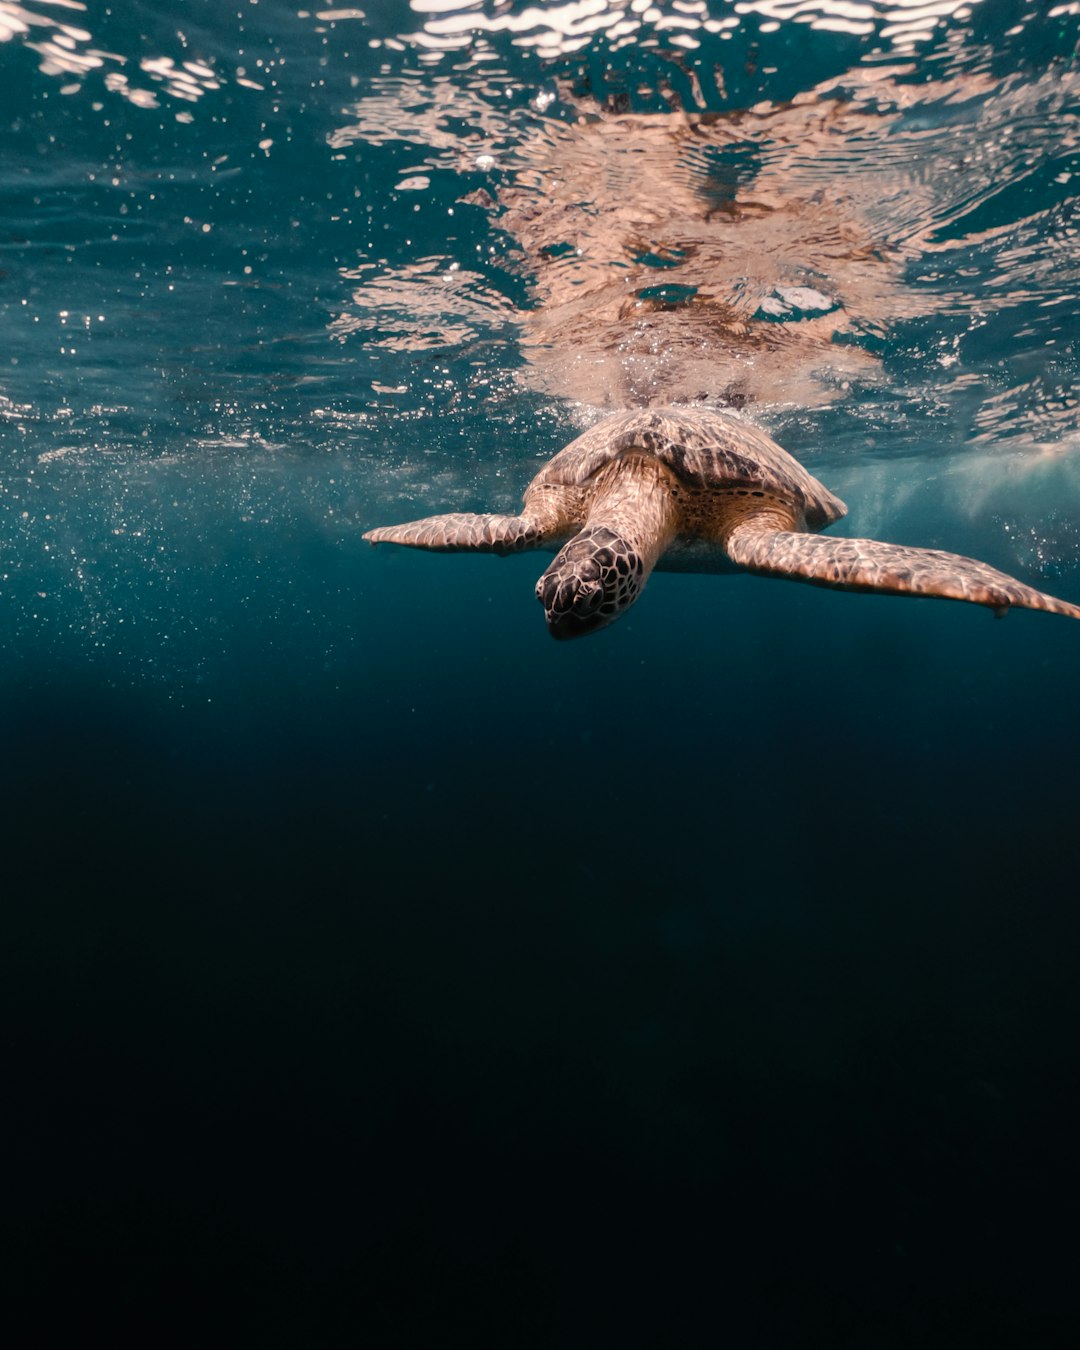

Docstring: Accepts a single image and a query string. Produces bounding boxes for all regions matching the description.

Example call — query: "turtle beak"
[536,571,609,640]
[546,612,597,640]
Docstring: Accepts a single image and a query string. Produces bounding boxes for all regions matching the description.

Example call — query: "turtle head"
[535,527,645,640]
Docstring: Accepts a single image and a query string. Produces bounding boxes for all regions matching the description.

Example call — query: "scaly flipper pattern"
[726,521,1080,619]
[364,512,544,554]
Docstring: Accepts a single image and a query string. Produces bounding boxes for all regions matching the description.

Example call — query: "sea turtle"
[363,406,1080,639]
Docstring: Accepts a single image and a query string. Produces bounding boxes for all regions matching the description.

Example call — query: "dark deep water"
[3,2,1080,1344]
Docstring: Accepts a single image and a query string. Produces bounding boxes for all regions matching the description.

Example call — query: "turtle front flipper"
[725,522,1080,620]
[364,512,545,555]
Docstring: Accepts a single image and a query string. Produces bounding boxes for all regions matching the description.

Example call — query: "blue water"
[3,1,1079,1343]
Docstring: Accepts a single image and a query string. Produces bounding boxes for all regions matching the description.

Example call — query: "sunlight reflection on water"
[393,0,991,60]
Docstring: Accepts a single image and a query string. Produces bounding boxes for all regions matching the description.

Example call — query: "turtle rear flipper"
[726,522,1080,620]
[364,512,545,555]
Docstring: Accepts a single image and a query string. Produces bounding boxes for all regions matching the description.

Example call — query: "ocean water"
[3,1,1079,1344]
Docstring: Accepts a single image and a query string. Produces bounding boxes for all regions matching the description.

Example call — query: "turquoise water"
[3,2,1079,1343]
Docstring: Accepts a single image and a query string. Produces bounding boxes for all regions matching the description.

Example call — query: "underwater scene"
[3,0,1079,1343]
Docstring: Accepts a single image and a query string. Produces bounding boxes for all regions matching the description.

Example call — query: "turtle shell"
[536,407,846,529]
